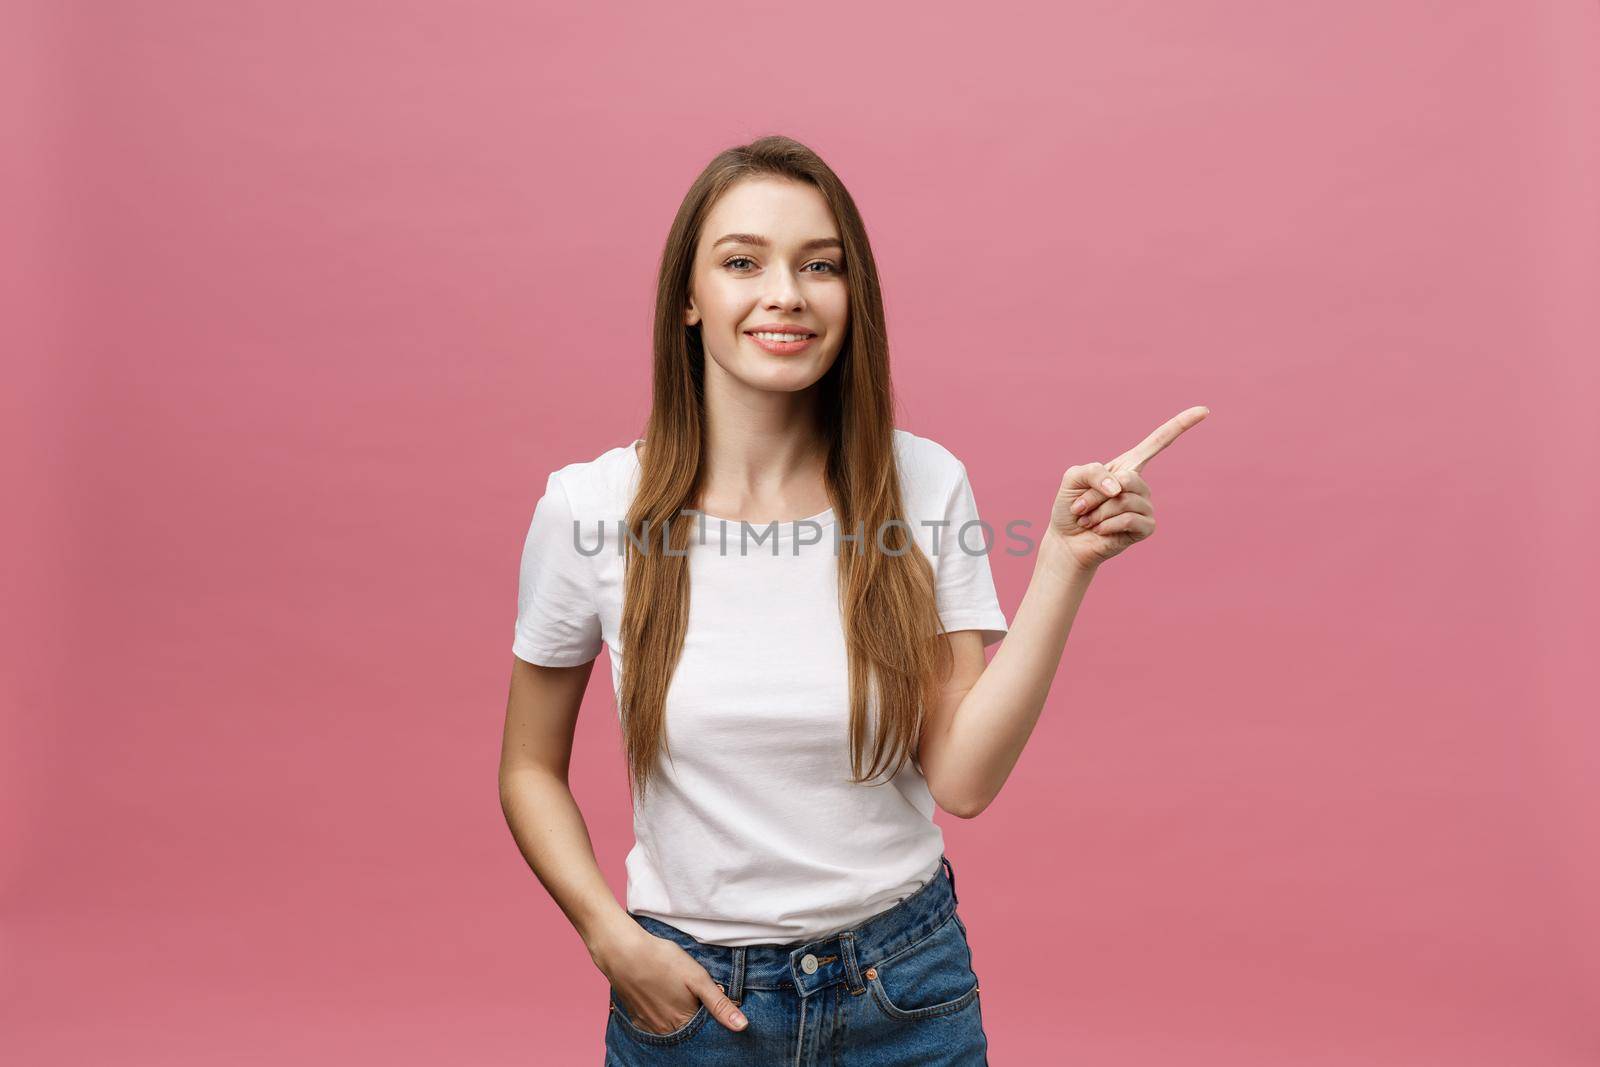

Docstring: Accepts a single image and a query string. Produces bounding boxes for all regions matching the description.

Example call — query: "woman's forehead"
[702,178,838,243]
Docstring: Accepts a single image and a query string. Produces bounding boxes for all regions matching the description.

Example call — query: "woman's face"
[685,177,850,396]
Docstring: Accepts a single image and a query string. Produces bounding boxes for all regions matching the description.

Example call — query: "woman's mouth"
[744,330,817,355]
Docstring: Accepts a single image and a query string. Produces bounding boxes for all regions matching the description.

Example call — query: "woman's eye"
[721,257,842,274]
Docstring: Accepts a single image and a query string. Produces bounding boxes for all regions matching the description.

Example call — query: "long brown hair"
[619,135,952,801]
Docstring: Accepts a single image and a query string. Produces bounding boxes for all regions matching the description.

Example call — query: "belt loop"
[728,946,746,1002]
[840,931,865,994]
[942,853,958,907]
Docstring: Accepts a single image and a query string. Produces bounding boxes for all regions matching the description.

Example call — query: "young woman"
[500,135,1206,1065]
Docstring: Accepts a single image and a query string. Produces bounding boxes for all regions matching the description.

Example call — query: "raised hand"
[1048,406,1210,571]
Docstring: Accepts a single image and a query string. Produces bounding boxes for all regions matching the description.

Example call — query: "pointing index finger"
[1112,406,1210,472]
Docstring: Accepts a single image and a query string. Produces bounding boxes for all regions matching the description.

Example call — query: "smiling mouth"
[745,331,818,354]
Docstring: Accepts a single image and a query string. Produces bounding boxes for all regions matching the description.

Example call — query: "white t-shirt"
[513,428,1010,946]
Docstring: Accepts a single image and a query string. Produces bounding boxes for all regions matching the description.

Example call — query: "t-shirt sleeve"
[933,463,1010,648]
[513,470,603,667]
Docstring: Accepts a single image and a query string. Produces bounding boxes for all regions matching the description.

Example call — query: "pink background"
[5,2,1597,1063]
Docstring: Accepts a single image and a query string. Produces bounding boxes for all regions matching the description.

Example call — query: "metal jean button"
[800,953,818,974]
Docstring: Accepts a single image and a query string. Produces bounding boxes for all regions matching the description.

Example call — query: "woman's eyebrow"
[711,233,844,252]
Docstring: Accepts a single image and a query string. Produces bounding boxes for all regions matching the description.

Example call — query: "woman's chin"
[729,360,829,393]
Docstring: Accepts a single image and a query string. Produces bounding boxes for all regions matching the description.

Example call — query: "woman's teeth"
[750,331,812,341]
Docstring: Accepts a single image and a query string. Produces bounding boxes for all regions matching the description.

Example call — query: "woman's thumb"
[698,975,748,1031]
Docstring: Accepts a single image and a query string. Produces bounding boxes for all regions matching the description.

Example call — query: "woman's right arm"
[497,656,749,1034]
[498,655,639,963]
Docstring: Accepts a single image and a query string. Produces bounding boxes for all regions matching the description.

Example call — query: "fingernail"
[1101,478,1120,494]
[1070,498,1087,514]
[1077,516,1093,527]
[732,1012,746,1027]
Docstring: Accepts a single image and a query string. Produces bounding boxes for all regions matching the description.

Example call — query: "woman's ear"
[684,301,700,327]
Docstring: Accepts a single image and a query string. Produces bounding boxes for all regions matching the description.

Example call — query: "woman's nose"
[764,275,803,309]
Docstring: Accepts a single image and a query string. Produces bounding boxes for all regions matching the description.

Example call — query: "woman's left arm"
[919,406,1210,818]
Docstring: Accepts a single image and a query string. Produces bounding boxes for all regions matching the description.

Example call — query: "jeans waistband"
[628,854,960,1001]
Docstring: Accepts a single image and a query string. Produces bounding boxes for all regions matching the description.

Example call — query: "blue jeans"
[604,854,988,1065]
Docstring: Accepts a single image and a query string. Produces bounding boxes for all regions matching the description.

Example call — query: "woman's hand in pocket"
[592,921,748,1034]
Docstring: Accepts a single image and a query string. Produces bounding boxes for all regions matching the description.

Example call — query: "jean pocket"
[864,913,981,1022]
[609,987,711,1047]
